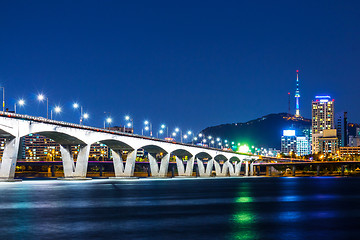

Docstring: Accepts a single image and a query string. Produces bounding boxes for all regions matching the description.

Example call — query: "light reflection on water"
[0,178,360,240]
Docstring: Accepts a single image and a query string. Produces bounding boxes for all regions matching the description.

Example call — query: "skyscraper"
[281,130,297,155]
[311,96,337,154]
[336,112,348,147]
[295,70,301,117]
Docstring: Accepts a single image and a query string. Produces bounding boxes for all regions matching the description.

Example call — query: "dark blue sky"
[1,0,359,136]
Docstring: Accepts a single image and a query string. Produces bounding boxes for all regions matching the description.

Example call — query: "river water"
[0,177,359,240]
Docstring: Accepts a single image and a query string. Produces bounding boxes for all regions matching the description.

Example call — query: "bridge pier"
[292,166,296,176]
[59,144,91,180]
[214,160,229,177]
[227,160,243,177]
[149,153,170,178]
[250,162,254,176]
[245,161,249,176]
[267,166,271,176]
[341,165,345,176]
[0,136,21,181]
[110,150,136,178]
[197,158,214,177]
[317,165,320,176]
[176,156,195,177]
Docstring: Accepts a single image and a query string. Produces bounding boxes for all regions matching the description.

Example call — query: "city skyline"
[1,1,360,133]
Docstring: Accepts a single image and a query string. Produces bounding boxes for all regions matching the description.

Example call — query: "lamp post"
[183,134,188,143]
[83,113,89,123]
[51,106,61,120]
[161,124,168,137]
[73,103,84,125]
[37,94,49,118]
[143,120,152,136]
[175,128,182,143]
[104,117,112,129]
[0,87,4,111]
[187,131,194,144]
[157,129,164,138]
[14,99,25,114]
[125,115,133,133]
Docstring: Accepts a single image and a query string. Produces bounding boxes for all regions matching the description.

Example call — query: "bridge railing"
[0,111,252,156]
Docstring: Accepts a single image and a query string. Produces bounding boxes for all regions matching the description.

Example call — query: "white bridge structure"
[0,112,257,181]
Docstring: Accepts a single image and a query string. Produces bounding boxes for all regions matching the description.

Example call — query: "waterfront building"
[339,146,360,156]
[348,127,360,147]
[281,130,297,155]
[349,135,360,147]
[336,112,348,147]
[21,134,61,160]
[311,96,337,154]
[317,129,338,154]
[0,134,110,161]
[296,136,311,156]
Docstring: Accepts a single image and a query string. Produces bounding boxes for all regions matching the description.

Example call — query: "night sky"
[1,1,359,137]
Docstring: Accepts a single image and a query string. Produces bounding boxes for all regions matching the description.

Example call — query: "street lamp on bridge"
[14,99,25,114]
[125,115,133,133]
[73,103,88,125]
[51,106,62,120]
[37,94,49,118]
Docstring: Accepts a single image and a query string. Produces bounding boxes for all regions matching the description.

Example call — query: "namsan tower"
[295,70,301,117]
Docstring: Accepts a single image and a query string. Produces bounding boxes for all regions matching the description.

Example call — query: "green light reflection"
[229,184,259,240]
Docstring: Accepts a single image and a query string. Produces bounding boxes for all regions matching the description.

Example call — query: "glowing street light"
[125,115,134,132]
[174,128,183,142]
[157,127,165,138]
[143,120,152,136]
[187,131,194,144]
[83,113,89,119]
[50,106,62,120]
[104,117,112,129]
[73,102,86,125]
[161,124,168,137]
[54,106,61,113]
[37,94,49,118]
[14,99,25,114]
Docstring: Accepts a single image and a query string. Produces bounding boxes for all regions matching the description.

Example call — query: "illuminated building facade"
[296,136,311,156]
[339,146,360,156]
[0,134,110,161]
[281,130,297,155]
[21,134,61,160]
[311,96,337,154]
[336,112,348,147]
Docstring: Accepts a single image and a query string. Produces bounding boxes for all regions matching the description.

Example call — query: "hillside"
[200,113,312,149]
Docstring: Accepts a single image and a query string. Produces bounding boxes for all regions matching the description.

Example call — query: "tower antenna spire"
[295,70,301,117]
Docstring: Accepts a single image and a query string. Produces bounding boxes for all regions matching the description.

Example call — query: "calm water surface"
[1,177,360,240]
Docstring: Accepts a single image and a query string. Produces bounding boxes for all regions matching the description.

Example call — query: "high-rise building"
[281,130,297,155]
[295,70,301,117]
[336,112,348,147]
[296,136,311,156]
[311,96,337,154]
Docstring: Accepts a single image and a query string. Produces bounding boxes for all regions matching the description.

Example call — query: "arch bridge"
[0,112,257,181]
